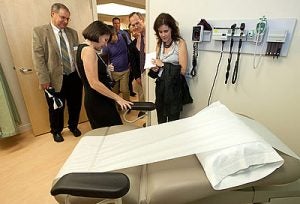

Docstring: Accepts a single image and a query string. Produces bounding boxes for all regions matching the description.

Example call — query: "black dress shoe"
[53,133,64,142]
[70,128,82,137]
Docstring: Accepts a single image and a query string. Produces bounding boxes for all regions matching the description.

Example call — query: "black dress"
[76,44,122,129]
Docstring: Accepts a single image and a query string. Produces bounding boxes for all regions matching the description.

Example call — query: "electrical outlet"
[247,30,255,41]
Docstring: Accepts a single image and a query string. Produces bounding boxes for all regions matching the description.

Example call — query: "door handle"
[19,67,33,74]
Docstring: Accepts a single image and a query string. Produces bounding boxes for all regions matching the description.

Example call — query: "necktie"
[139,34,145,73]
[59,30,72,75]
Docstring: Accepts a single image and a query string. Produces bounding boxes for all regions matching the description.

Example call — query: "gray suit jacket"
[32,23,79,91]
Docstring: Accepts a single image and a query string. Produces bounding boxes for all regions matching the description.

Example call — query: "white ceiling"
[97,0,145,8]
[97,0,145,16]
[97,3,145,15]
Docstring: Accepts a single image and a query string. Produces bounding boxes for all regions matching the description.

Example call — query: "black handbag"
[148,69,158,79]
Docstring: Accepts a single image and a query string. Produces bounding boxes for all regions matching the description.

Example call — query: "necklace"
[163,40,173,48]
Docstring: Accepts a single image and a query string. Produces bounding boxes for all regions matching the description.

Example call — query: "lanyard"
[96,52,113,81]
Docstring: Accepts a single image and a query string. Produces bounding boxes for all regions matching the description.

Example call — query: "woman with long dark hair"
[151,13,188,124]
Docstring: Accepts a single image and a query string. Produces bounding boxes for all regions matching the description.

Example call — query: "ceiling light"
[97,3,145,16]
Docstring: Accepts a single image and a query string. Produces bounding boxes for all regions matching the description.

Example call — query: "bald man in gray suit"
[32,3,83,142]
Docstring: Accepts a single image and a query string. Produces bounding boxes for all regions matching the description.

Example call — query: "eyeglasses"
[59,15,71,22]
[131,20,141,28]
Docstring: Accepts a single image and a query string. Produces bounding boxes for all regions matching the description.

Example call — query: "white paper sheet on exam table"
[56,102,299,190]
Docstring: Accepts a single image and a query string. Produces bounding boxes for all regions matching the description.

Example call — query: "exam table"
[51,103,300,204]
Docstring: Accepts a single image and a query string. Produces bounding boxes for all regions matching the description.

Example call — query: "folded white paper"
[144,52,156,69]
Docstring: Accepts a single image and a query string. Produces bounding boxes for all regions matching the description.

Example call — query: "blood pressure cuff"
[198,19,212,30]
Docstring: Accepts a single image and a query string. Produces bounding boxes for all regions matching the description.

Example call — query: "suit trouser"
[128,68,135,94]
[45,72,83,134]
[111,69,130,101]
[136,71,146,102]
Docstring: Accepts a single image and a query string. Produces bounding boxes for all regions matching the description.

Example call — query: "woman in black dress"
[76,21,132,129]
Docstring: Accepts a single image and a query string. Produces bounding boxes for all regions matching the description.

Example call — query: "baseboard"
[17,123,32,134]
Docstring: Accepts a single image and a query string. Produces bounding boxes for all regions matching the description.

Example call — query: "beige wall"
[1,0,299,154]
[98,14,130,27]
[147,0,300,155]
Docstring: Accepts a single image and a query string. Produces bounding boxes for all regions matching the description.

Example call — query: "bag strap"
[121,33,130,46]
